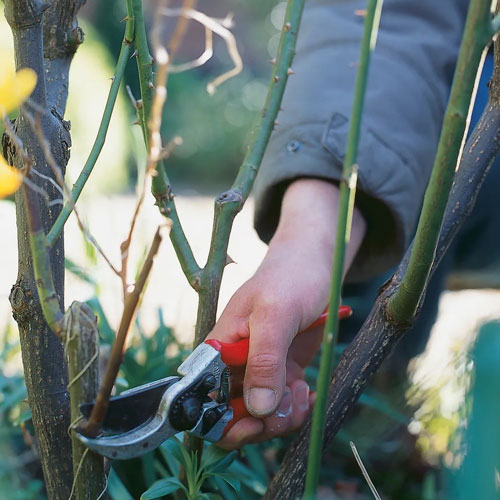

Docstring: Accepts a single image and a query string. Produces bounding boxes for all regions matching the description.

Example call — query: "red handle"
[224,397,247,432]
[205,305,353,431]
[205,305,352,368]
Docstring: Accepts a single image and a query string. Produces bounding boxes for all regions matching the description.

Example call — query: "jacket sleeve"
[253,0,469,282]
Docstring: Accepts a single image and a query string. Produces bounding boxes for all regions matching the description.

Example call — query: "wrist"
[268,178,367,276]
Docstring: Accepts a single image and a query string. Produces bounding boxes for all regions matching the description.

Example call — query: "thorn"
[269,58,276,65]
[130,49,138,60]
[274,120,279,128]
[109,76,115,81]
[354,9,367,17]
[148,81,155,90]
[136,99,143,109]
[287,68,295,76]
[121,16,129,23]
[132,120,141,126]
[284,22,291,32]
[225,254,236,266]
[273,75,280,83]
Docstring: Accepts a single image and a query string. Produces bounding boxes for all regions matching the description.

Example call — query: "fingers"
[218,380,312,450]
[243,304,298,417]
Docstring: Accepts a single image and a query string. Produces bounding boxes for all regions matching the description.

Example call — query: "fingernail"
[247,387,276,415]
[276,389,292,418]
[295,383,309,412]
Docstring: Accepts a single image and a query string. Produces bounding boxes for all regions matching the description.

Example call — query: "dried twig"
[350,441,382,500]
[81,227,163,437]
[170,26,213,74]
[160,7,243,94]
[120,0,173,298]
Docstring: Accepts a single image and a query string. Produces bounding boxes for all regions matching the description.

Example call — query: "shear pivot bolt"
[182,398,201,426]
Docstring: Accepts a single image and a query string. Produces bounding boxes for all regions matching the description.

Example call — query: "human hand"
[207,179,366,449]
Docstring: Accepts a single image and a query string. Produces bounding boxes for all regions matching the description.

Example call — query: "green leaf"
[228,459,267,495]
[206,472,240,492]
[207,477,238,500]
[0,384,27,413]
[85,297,114,343]
[141,477,186,499]
[196,494,223,500]
[108,469,134,500]
[65,258,97,286]
[201,444,237,473]
[239,444,269,485]
[159,440,180,476]
[141,452,156,488]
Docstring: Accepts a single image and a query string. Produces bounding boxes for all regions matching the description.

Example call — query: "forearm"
[270,179,366,269]
[254,0,468,281]
[258,178,366,329]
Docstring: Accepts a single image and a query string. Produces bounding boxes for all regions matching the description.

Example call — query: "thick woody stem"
[4,1,84,498]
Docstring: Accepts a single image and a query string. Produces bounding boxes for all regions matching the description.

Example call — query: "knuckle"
[247,353,282,379]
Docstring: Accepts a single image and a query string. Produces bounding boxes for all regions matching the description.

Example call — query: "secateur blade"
[79,376,179,434]
[78,383,179,460]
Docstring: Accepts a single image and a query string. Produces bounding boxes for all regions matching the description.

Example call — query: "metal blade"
[79,376,179,433]
[77,388,178,460]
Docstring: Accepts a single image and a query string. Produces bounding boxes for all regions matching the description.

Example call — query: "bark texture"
[3,0,85,498]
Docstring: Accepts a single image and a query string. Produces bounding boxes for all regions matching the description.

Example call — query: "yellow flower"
[0,50,37,197]
[0,155,21,197]
[0,62,37,115]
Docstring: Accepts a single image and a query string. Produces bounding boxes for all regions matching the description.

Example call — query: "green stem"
[45,13,135,248]
[194,0,307,345]
[131,0,201,288]
[130,0,154,144]
[23,184,65,337]
[303,1,383,498]
[388,0,494,323]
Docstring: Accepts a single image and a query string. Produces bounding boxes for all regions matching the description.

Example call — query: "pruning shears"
[76,305,352,460]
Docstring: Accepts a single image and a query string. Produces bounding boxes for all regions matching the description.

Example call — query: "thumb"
[244,311,295,417]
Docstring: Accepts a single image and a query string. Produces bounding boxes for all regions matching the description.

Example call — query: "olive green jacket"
[254,0,469,282]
